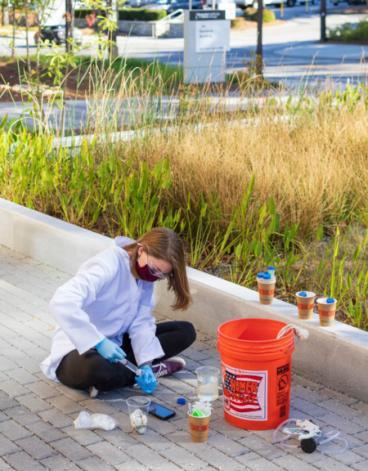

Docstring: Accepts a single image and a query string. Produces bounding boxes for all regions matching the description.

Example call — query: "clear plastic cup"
[126,396,151,434]
[195,366,220,402]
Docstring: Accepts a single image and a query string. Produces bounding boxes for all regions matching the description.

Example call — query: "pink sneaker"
[152,357,186,378]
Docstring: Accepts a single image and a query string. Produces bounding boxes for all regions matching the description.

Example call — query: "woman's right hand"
[135,365,158,394]
[95,338,126,362]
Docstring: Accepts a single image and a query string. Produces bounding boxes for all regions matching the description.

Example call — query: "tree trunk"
[256,0,264,77]
[2,1,9,26]
[65,0,73,52]
[320,0,327,42]
[107,0,119,60]
[25,0,31,73]
[11,3,16,57]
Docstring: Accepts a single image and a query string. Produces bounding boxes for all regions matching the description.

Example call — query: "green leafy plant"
[119,8,167,21]
[1,80,368,331]
[244,7,276,23]
[329,20,368,43]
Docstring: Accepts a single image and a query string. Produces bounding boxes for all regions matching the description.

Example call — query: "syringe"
[119,358,142,376]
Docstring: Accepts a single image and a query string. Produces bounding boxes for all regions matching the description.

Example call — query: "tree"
[65,0,73,52]
[320,0,327,42]
[85,0,120,59]
[31,0,57,96]
[106,0,119,59]
[256,0,264,77]
[10,0,17,57]
[24,0,30,72]
[1,1,9,26]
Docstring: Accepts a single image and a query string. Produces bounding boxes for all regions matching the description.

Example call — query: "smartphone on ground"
[149,401,176,420]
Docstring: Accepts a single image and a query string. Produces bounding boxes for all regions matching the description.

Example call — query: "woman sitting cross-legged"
[41,227,196,396]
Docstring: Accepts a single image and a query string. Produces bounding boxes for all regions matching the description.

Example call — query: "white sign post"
[184,10,230,84]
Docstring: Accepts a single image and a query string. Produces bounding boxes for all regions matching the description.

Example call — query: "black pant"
[56,321,196,391]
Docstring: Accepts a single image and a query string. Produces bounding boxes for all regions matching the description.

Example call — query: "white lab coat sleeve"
[49,257,116,354]
[128,283,165,366]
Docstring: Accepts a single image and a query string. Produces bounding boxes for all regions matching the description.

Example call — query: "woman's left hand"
[135,365,157,394]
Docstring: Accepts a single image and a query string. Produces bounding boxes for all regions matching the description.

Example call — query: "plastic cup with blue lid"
[316,297,337,327]
[295,291,316,320]
[257,270,276,305]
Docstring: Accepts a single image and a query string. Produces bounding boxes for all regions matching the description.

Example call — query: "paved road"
[0,3,367,91]
[113,4,368,88]
[0,245,368,470]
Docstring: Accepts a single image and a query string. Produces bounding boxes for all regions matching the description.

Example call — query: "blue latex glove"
[95,338,126,363]
[135,365,157,394]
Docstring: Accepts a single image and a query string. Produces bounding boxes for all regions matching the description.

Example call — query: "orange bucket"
[218,318,295,430]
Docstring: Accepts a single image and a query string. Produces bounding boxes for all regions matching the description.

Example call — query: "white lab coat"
[40,236,165,381]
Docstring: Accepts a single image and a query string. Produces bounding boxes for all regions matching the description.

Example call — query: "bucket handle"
[276,324,309,341]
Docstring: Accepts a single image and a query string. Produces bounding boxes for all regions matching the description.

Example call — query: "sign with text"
[194,14,229,53]
[189,11,226,21]
[184,10,229,83]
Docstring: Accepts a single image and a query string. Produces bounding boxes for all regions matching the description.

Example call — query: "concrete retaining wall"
[168,22,183,38]
[74,18,175,38]
[1,197,368,401]
[0,198,110,274]
[118,20,170,37]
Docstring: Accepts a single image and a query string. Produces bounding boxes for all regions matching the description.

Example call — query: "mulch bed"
[0,59,90,102]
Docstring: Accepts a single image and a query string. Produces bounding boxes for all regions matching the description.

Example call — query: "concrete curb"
[1,197,367,401]
[0,198,111,274]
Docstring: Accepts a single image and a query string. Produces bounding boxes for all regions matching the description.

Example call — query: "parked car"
[334,0,365,4]
[167,0,203,13]
[290,0,316,5]
[125,0,165,5]
[202,0,237,19]
[235,0,286,8]
[34,26,83,46]
[143,0,175,11]
[126,0,203,8]
[293,0,319,4]
[35,1,83,46]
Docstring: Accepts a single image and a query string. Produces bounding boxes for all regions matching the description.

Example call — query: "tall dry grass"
[123,105,368,238]
[2,64,368,329]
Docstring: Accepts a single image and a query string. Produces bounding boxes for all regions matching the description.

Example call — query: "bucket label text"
[222,364,268,421]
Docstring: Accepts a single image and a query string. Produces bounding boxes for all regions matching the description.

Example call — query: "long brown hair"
[123,228,192,310]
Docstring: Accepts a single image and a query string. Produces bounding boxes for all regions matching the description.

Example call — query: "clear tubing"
[272,418,300,449]
[319,432,349,454]
[272,418,349,454]
[119,358,142,376]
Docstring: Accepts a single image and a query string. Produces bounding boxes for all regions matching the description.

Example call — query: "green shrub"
[244,7,276,23]
[231,17,246,29]
[263,8,276,23]
[119,8,167,21]
[329,20,368,42]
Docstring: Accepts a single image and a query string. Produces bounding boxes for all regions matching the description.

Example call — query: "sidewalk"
[0,244,368,470]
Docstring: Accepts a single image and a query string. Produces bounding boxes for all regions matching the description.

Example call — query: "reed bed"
[1,59,368,330]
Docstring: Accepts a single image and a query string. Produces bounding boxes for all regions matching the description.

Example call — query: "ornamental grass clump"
[1,87,368,330]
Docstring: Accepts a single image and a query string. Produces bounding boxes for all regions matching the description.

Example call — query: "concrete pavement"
[1,245,368,469]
